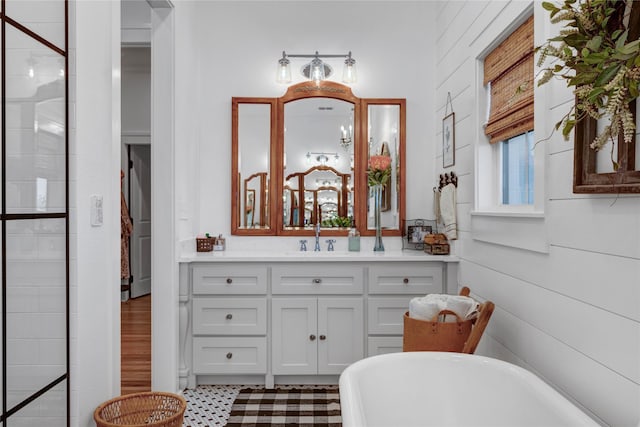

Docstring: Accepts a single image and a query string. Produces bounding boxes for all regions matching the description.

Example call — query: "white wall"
[435,2,640,426]
[72,1,121,425]
[173,1,437,250]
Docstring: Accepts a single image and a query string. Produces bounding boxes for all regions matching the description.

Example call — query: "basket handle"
[430,309,464,323]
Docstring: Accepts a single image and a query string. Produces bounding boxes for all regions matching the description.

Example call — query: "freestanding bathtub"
[339,352,599,427]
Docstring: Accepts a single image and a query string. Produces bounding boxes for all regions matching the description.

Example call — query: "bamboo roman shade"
[484,16,534,144]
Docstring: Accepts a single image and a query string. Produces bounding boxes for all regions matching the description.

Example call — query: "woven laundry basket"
[94,392,186,427]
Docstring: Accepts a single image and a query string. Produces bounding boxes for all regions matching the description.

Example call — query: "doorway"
[120,41,152,393]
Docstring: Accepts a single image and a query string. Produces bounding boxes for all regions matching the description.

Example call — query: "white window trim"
[471,3,548,253]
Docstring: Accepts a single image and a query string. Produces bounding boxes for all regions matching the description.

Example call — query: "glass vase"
[372,184,384,252]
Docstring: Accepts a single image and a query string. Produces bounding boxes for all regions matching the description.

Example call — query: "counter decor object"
[372,184,384,252]
[424,233,450,255]
[196,233,226,252]
[196,234,215,252]
[402,219,437,251]
[367,155,391,252]
[348,227,360,252]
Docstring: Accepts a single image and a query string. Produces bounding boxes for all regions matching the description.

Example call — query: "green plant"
[537,0,640,168]
[321,216,353,228]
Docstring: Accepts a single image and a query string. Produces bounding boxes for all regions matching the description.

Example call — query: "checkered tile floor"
[182,385,336,426]
[183,385,242,426]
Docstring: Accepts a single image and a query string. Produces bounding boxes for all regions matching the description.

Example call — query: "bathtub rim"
[338,351,599,427]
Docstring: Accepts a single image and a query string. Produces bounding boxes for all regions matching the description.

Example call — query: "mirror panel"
[231,83,405,236]
[232,99,276,234]
[283,97,354,230]
[366,103,402,231]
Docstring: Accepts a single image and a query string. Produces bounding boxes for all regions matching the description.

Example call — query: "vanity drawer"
[192,265,267,295]
[367,336,403,357]
[193,337,267,374]
[368,297,413,334]
[368,264,443,295]
[193,298,266,335]
[272,264,363,294]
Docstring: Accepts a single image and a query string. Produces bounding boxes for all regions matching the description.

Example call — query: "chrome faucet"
[326,239,336,251]
[314,223,321,251]
[299,239,307,251]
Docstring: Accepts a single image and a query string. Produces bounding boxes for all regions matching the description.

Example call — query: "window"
[481,15,535,209]
[501,131,534,205]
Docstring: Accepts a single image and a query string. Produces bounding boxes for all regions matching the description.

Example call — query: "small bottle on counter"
[348,228,360,252]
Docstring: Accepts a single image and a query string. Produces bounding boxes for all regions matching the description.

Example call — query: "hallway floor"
[121,294,151,394]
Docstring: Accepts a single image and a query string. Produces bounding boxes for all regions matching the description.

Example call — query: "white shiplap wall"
[435,1,640,426]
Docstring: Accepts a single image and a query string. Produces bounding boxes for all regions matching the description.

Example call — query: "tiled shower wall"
[3,0,68,425]
[435,2,639,426]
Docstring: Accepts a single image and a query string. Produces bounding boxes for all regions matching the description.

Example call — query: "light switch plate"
[90,195,103,226]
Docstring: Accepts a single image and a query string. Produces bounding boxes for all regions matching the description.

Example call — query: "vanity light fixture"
[306,151,340,166]
[340,124,353,151]
[277,51,357,84]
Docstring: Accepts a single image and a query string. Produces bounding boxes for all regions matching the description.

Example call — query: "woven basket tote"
[94,392,186,427]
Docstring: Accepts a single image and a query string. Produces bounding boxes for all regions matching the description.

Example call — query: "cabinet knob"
[226,314,233,320]
[403,277,409,284]
[312,278,322,284]
[309,334,316,341]
[226,278,233,284]
[319,335,326,340]
[226,352,233,359]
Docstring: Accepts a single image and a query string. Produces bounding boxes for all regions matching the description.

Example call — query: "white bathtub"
[339,352,598,427]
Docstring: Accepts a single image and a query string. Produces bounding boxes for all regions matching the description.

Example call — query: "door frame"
[149,0,176,392]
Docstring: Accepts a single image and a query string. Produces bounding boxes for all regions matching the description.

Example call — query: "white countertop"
[179,250,459,263]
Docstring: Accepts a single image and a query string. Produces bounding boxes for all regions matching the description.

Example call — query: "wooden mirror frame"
[231,98,277,235]
[232,81,405,236]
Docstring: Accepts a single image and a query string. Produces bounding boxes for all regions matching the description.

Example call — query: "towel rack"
[434,172,457,192]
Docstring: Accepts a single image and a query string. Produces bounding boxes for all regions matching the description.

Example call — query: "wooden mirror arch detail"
[232,81,406,236]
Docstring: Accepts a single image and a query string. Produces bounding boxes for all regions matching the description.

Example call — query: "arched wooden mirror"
[232,81,405,236]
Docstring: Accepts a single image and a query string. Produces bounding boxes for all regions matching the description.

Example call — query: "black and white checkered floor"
[182,385,335,426]
[182,385,242,426]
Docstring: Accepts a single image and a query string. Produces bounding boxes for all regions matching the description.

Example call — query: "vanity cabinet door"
[317,298,363,375]
[192,298,266,335]
[193,337,267,374]
[368,264,443,295]
[272,264,363,294]
[272,298,317,375]
[368,297,413,335]
[192,264,267,294]
[367,337,403,357]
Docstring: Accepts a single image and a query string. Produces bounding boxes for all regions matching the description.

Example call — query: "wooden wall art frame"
[573,4,640,193]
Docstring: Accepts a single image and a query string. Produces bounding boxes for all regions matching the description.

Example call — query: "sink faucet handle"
[299,239,308,251]
[326,239,336,251]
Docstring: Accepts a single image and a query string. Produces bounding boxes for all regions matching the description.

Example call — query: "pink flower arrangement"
[367,155,392,186]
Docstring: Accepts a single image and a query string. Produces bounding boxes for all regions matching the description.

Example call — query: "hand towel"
[409,294,478,322]
[439,183,457,240]
[433,187,441,223]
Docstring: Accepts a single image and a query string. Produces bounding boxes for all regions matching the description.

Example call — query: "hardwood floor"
[121,294,151,395]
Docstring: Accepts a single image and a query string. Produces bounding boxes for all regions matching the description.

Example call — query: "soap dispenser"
[348,227,360,252]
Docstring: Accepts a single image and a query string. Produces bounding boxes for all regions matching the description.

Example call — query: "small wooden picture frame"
[442,112,455,168]
[407,225,432,243]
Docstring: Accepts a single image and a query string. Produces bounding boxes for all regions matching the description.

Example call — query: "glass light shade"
[309,57,325,84]
[342,59,357,83]
[277,57,291,83]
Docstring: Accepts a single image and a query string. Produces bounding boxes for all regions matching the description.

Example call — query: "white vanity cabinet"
[367,263,445,356]
[189,264,268,380]
[272,297,364,375]
[179,253,458,389]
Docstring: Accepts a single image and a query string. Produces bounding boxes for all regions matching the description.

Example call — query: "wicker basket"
[94,392,186,427]
[196,237,215,252]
